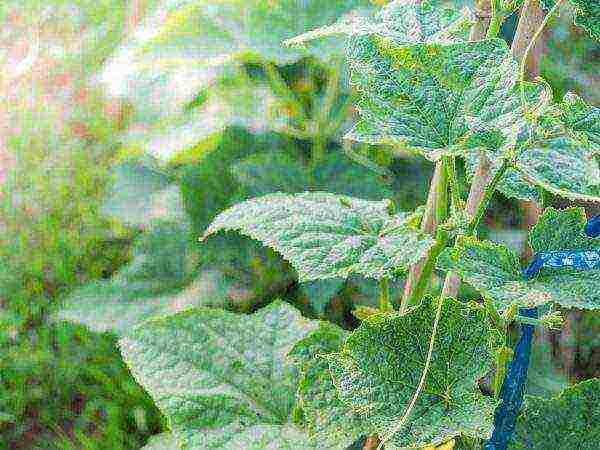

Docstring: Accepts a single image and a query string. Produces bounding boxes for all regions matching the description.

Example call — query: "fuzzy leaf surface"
[512,379,600,449]
[203,193,433,281]
[119,301,327,449]
[558,92,600,152]
[346,38,538,160]
[142,433,179,450]
[326,297,495,448]
[288,322,372,447]
[285,0,473,47]
[438,208,600,310]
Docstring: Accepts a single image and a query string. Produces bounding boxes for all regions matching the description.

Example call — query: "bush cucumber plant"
[60,0,600,448]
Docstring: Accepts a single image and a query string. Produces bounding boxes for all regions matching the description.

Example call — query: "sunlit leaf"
[326,296,495,447]
[203,193,433,281]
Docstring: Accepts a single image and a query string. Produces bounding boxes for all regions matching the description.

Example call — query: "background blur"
[0,1,598,448]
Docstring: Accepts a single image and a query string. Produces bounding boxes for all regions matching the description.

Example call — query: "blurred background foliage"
[0,0,597,448]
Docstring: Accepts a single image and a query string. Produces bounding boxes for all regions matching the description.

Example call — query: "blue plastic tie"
[484,214,600,450]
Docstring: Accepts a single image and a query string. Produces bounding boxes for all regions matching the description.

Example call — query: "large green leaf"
[203,193,433,281]
[288,322,372,447]
[285,0,473,47]
[119,301,331,449]
[438,208,600,310]
[326,296,495,448]
[346,38,539,160]
[512,379,600,449]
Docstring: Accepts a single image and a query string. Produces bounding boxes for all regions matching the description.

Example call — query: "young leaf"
[438,208,600,310]
[345,38,542,160]
[285,0,474,47]
[512,379,600,449]
[203,193,434,281]
[288,322,373,448]
[119,301,329,449]
[557,92,600,152]
[326,296,496,448]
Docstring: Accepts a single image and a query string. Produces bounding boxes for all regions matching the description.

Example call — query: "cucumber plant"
[63,0,600,448]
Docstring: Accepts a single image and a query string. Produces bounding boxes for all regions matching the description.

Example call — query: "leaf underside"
[326,296,495,448]
[438,208,600,310]
[203,192,433,281]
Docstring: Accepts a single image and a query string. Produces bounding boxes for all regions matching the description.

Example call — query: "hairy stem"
[470,0,493,41]
[444,156,461,211]
[400,163,444,312]
[441,158,510,297]
[518,0,564,112]
[486,0,504,39]
[404,162,449,308]
[379,278,392,312]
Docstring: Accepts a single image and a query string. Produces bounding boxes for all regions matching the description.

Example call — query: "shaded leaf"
[557,92,600,152]
[326,296,495,448]
[299,279,345,315]
[288,322,372,448]
[203,193,433,281]
[119,301,328,449]
[438,208,600,310]
[101,163,186,228]
[512,379,600,449]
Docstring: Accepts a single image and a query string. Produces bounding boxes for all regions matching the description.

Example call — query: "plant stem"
[400,163,444,312]
[379,278,392,312]
[403,161,449,309]
[263,62,307,123]
[465,158,510,236]
[470,0,493,41]
[486,0,504,39]
[441,158,510,297]
[519,0,565,112]
[444,156,461,211]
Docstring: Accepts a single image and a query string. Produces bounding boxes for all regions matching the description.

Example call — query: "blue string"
[484,213,600,450]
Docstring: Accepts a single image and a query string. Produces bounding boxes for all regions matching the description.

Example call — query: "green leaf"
[326,296,495,448]
[512,379,600,449]
[289,322,372,448]
[346,38,540,160]
[557,92,600,152]
[203,193,434,281]
[570,0,600,42]
[101,163,186,228]
[285,0,473,47]
[438,208,600,310]
[119,301,329,449]
[143,433,180,450]
[525,340,569,399]
[514,136,600,203]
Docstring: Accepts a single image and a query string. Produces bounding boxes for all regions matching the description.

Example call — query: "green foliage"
[439,208,600,310]
[541,0,600,41]
[326,297,495,447]
[513,378,600,449]
[118,301,326,449]
[204,192,433,281]
[289,322,370,447]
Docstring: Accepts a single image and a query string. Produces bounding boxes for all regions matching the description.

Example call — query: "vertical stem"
[379,278,392,312]
[401,163,443,312]
[444,156,461,211]
[470,0,493,41]
[486,0,504,39]
[402,162,449,310]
